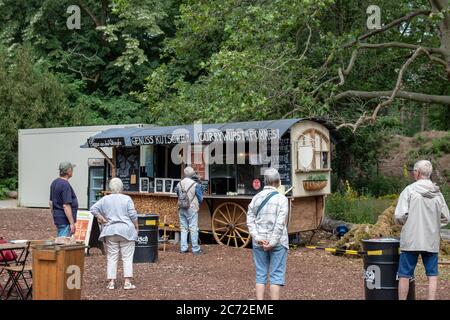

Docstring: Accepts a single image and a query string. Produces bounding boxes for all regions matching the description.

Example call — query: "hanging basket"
[303,180,327,191]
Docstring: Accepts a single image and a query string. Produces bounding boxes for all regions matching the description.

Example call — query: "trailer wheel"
[212,202,251,248]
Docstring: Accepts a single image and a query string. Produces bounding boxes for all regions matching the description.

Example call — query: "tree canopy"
[0,0,449,187]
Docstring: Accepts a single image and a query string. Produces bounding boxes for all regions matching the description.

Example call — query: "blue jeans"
[398,251,439,278]
[252,245,288,286]
[56,224,71,237]
[178,208,201,253]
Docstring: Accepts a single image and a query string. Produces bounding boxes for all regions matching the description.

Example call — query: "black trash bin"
[362,238,415,300]
[134,214,159,263]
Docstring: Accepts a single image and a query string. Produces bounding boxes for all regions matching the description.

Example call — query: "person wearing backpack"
[175,166,203,255]
[247,168,289,300]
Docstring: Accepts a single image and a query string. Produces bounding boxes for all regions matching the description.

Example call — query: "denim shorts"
[252,245,288,286]
[56,224,71,237]
[397,251,438,278]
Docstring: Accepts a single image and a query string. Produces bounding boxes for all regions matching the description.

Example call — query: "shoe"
[193,250,204,255]
[124,282,136,290]
[180,250,189,254]
[107,281,115,290]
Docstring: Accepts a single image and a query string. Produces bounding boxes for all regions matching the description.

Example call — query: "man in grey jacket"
[395,160,449,300]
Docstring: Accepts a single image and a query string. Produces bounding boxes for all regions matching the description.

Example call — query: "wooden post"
[163,216,167,252]
[95,147,116,178]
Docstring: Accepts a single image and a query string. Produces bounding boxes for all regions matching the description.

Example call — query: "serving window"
[209,142,264,195]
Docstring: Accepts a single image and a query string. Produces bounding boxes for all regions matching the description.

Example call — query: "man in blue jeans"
[247,168,289,300]
[49,162,79,237]
[175,167,203,255]
[395,160,449,300]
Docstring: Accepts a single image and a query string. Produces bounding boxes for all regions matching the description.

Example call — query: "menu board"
[271,135,292,195]
[155,178,164,193]
[199,180,209,194]
[74,210,94,253]
[116,147,140,191]
[164,179,173,193]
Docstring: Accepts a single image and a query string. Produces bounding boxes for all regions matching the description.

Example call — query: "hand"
[257,239,268,246]
[97,215,108,224]
[263,243,272,251]
[70,223,76,234]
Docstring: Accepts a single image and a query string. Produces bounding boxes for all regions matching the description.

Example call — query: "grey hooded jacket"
[395,179,450,253]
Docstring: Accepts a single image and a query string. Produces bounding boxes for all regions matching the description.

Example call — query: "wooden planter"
[303,180,327,191]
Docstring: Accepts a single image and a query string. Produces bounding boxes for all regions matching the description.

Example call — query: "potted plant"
[303,174,328,191]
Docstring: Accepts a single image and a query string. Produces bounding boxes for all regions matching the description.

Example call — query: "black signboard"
[88,137,125,148]
[164,179,173,193]
[155,179,164,193]
[199,180,209,194]
[116,147,140,191]
[272,135,292,195]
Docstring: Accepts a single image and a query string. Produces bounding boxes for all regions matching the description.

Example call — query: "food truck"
[82,118,338,247]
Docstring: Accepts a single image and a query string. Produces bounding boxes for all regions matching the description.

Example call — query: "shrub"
[325,194,393,224]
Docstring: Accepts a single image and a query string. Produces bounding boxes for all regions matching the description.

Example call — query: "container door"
[88,167,105,209]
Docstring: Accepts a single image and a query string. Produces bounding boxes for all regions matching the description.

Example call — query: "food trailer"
[82,118,337,247]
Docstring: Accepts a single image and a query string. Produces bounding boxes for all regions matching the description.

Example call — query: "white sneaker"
[107,281,115,290]
[124,282,136,290]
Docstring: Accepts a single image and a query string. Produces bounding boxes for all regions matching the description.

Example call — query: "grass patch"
[325,193,394,224]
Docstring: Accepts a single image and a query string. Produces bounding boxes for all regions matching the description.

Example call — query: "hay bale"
[335,202,449,256]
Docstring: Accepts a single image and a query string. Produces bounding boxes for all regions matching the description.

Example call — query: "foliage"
[0,45,75,178]
[306,174,327,181]
[325,193,394,224]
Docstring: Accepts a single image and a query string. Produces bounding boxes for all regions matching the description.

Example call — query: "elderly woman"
[247,168,289,300]
[90,178,139,290]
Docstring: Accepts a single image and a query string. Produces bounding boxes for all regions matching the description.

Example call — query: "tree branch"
[335,90,450,104]
[78,0,101,27]
[359,42,444,54]
[344,9,431,48]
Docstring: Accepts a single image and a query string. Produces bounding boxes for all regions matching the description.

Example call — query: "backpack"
[177,181,196,210]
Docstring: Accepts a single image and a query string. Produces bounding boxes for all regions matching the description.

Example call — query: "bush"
[0,177,17,200]
[326,194,393,224]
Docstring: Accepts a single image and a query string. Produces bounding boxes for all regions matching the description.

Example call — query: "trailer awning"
[82,118,304,147]
[80,127,151,148]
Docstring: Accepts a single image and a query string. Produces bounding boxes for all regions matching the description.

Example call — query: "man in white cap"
[247,167,289,300]
[175,166,202,255]
[49,162,79,237]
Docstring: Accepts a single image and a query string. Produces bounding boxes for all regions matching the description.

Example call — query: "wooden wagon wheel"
[211,202,251,248]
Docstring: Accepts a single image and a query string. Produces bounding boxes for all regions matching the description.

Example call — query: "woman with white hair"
[90,177,139,290]
[247,168,289,300]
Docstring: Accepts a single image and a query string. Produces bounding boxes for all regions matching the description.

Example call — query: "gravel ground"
[2,208,450,300]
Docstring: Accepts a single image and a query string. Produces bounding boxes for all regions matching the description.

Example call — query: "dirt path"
[1,208,450,300]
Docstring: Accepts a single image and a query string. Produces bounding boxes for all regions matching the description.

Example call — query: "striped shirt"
[247,186,289,249]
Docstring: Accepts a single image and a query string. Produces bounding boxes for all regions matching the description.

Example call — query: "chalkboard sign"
[172,179,181,193]
[155,178,164,193]
[164,179,173,193]
[199,180,209,194]
[271,134,292,195]
[116,147,140,191]
[139,178,149,193]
